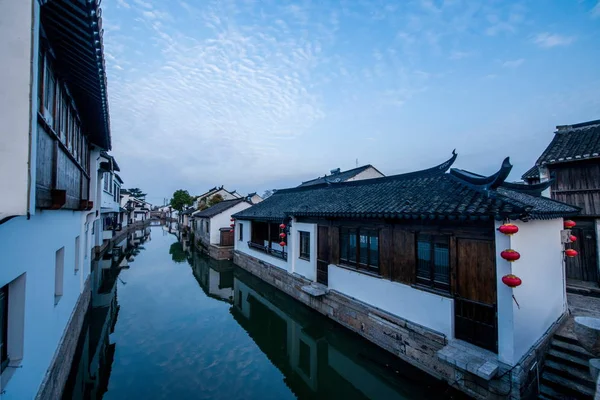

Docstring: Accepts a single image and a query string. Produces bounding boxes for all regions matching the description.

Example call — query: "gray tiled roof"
[537,120,600,165]
[233,155,579,222]
[194,198,249,218]
[521,165,540,180]
[298,165,383,187]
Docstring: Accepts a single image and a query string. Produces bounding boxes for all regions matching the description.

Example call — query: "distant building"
[0,1,111,398]
[99,153,124,242]
[523,119,600,287]
[298,164,384,187]
[192,198,252,260]
[233,151,579,399]
[192,186,242,209]
[245,192,263,204]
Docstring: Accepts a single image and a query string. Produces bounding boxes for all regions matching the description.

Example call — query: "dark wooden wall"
[36,123,90,210]
[304,217,496,300]
[550,160,600,216]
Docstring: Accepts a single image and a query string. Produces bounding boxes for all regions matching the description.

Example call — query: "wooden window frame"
[415,233,451,292]
[339,227,380,273]
[299,231,310,260]
[248,221,288,261]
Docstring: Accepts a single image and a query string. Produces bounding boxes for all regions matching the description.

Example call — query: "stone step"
[544,359,595,388]
[551,340,593,360]
[541,371,595,399]
[539,383,573,400]
[547,349,590,370]
[554,331,581,346]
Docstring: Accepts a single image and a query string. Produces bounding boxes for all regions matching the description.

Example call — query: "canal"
[62,225,462,400]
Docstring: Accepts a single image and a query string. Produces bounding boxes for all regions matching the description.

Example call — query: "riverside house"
[232,152,580,399]
[523,119,600,290]
[0,0,111,398]
[298,164,384,187]
[193,198,252,260]
[99,152,124,242]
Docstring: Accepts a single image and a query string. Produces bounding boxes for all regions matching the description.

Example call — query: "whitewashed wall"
[0,0,35,219]
[346,167,384,182]
[290,222,317,281]
[328,266,454,337]
[209,202,251,245]
[0,210,91,400]
[495,218,566,366]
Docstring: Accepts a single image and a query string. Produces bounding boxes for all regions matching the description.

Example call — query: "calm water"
[63,225,461,400]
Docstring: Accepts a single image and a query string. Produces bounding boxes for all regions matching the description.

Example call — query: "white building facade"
[0,0,111,398]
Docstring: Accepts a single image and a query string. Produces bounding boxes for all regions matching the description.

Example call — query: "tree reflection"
[169,242,187,263]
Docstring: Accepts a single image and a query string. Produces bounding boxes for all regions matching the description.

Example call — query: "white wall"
[0,0,35,219]
[209,202,251,245]
[495,218,566,366]
[328,266,454,337]
[0,210,91,399]
[346,167,384,182]
[290,222,317,282]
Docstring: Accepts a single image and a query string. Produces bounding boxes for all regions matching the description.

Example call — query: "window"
[340,227,379,272]
[55,247,64,305]
[103,172,110,192]
[249,221,288,260]
[416,234,450,292]
[239,223,244,241]
[75,236,80,273]
[299,231,310,260]
[44,63,56,123]
[205,220,209,233]
[0,284,8,372]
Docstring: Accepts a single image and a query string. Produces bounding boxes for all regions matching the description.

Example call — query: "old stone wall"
[35,277,91,400]
[197,236,233,260]
[234,250,546,400]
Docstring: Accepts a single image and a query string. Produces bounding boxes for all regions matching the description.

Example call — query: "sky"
[102,0,600,205]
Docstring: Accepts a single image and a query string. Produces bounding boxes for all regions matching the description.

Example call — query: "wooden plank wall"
[551,161,600,216]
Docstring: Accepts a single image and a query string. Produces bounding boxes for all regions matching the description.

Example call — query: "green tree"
[170,189,193,211]
[207,193,224,207]
[128,188,147,200]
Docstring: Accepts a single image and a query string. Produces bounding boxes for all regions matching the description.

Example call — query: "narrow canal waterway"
[63,225,462,400]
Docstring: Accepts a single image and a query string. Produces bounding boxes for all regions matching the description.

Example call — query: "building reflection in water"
[230,267,453,400]
[62,228,151,400]
[191,252,234,304]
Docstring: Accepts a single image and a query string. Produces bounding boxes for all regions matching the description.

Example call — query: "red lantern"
[569,235,577,242]
[230,218,234,222]
[565,249,578,257]
[230,223,234,228]
[279,232,286,238]
[502,274,522,288]
[498,223,519,235]
[564,220,576,229]
[279,241,286,247]
[279,223,286,230]
[501,249,521,262]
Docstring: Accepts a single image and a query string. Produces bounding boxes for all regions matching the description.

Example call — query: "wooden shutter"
[329,226,340,265]
[379,226,393,279]
[456,239,496,305]
[392,227,415,284]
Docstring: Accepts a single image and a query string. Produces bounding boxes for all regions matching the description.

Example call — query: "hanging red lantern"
[502,274,522,288]
[569,235,577,242]
[279,223,286,230]
[230,218,235,222]
[279,232,286,238]
[501,249,521,262]
[279,241,286,247]
[230,223,234,228]
[564,220,576,229]
[565,249,578,257]
[498,223,519,235]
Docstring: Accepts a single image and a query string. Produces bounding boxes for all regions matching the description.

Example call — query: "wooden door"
[565,220,598,283]
[317,226,330,286]
[454,238,498,353]
[220,230,234,247]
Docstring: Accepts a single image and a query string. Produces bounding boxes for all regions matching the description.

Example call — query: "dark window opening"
[299,231,310,260]
[239,223,244,241]
[339,227,379,273]
[249,221,287,260]
[416,234,450,292]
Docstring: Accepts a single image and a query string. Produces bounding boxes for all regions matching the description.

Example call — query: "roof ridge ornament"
[450,157,513,190]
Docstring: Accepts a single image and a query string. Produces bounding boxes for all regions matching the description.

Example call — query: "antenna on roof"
[356,158,358,168]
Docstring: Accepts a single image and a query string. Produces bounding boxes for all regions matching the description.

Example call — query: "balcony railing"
[247,241,287,261]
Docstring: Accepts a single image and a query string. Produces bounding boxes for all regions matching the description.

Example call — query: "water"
[63,226,462,400]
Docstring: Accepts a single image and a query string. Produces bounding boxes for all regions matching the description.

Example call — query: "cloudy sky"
[102,0,600,205]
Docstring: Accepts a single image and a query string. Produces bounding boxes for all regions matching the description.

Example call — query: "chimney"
[330,168,341,175]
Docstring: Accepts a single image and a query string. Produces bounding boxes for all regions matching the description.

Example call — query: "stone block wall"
[234,250,549,400]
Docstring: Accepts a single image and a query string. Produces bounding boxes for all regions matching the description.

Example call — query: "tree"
[170,189,194,212]
[207,193,224,207]
[262,189,276,199]
[128,188,147,200]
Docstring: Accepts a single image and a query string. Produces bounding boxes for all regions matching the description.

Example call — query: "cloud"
[592,1,600,18]
[532,32,575,48]
[449,51,472,60]
[116,0,131,9]
[502,58,524,68]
